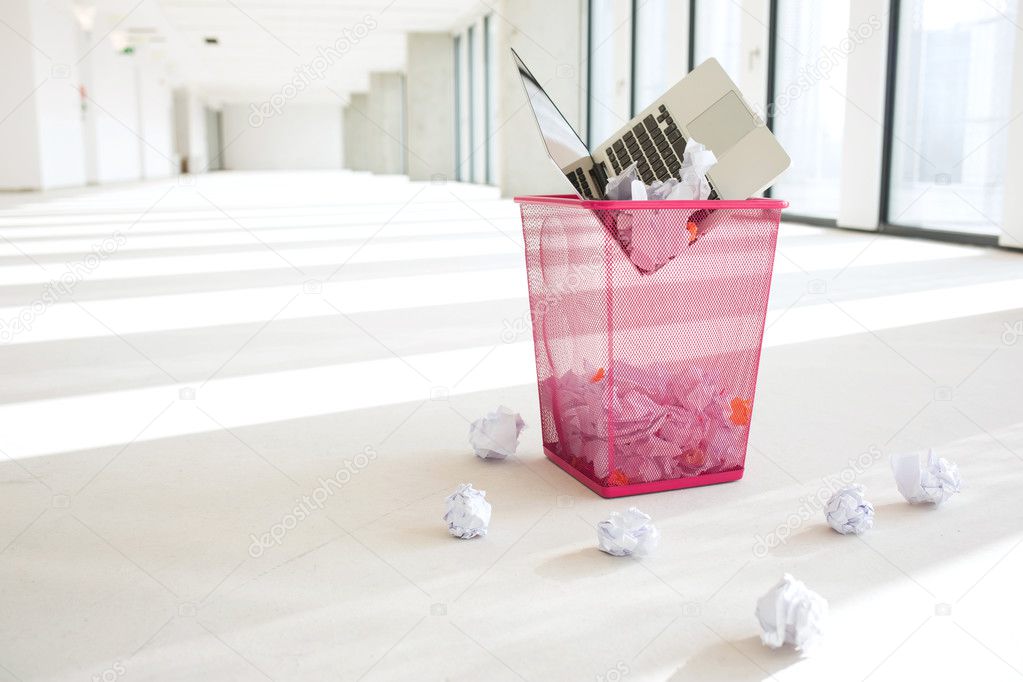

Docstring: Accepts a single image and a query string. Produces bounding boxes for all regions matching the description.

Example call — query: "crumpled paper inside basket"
[542,361,751,486]
[602,139,718,275]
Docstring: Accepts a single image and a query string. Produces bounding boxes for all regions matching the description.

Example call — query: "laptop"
[511,48,790,200]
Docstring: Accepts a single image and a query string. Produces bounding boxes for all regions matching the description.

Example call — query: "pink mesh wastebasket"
[514,194,786,497]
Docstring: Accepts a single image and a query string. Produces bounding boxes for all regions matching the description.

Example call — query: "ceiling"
[86,0,482,102]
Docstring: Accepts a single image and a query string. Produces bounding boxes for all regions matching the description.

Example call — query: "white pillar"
[173,88,208,174]
[1000,0,1023,248]
[494,0,585,197]
[405,33,456,182]
[135,46,175,179]
[344,93,370,171]
[82,11,143,184]
[0,0,42,189]
[836,0,889,231]
[469,19,487,185]
[366,72,406,175]
[0,0,86,190]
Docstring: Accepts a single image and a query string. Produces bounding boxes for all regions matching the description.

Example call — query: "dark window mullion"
[688,0,696,71]
[878,0,902,228]
[764,0,778,198]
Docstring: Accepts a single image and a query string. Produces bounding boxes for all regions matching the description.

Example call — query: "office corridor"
[0,171,1021,681]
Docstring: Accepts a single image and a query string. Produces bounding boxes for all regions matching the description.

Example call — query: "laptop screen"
[511,49,591,170]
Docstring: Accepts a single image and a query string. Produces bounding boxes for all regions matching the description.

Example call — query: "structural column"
[1000,0,1023,248]
[344,93,370,171]
[365,72,406,175]
[405,33,456,182]
[493,0,584,197]
[0,0,86,190]
[836,0,890,231]
[173,88,208,174]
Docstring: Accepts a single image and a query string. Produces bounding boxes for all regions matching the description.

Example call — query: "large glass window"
[887,0,1018,234]
[453,34,463,181]
[587,0,632,148]
[485,14,497,184]
[770,0,851,218]
[692,0,744,82]
[455,20,493,185]
[456,33,470,183]
[466,24,477,182]
[632,0,671,113]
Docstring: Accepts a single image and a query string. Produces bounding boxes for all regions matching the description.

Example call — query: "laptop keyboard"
[605,105,686,185]
[566,167,594,199]
[565,105,717,200]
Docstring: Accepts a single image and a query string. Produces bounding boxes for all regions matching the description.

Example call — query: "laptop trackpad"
[687,91,756,157]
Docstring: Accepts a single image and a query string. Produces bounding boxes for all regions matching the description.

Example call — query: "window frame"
[484,14,496,185]
[876,0,1000,246]
[580,0,1012,245]
[467,24,476,182]
[453,34,462,181]
[762,0,840,224]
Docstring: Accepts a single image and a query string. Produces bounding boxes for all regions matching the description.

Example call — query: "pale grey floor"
[0,171,1021,681]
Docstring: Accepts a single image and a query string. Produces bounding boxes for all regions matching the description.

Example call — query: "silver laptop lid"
[511,48,591,172]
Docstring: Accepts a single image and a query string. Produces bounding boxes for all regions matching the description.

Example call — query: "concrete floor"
[0,171,1021,681]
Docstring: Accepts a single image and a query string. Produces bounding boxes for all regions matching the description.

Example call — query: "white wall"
[0,0,87,190]
[82,27,143,184]
[29,0,86,189]
[76,16,176,185]
[0,0,42,190]
[221,103,342,170]
[136,51,176,179]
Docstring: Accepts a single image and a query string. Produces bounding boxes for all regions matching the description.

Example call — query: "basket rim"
[513,193,788,210]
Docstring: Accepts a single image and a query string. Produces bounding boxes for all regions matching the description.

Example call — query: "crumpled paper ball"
[603,162,640,201]
[824,485,874,535]
[596,507,660,557]
[756,573,828,652]
[469,405,525,460]
[891,448,961,505]
[443,483,492,539]
[677,139,716,200]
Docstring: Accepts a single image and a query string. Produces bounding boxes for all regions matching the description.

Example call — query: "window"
[485,15,497,184]
[887,0,1018,235]
[587,0,632,148]
[454,20,492,185]
[692,0,744,82]
[632,0,674,113]
[466,24,476,182]
[770,0,851,218]
[453,34,463,181]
